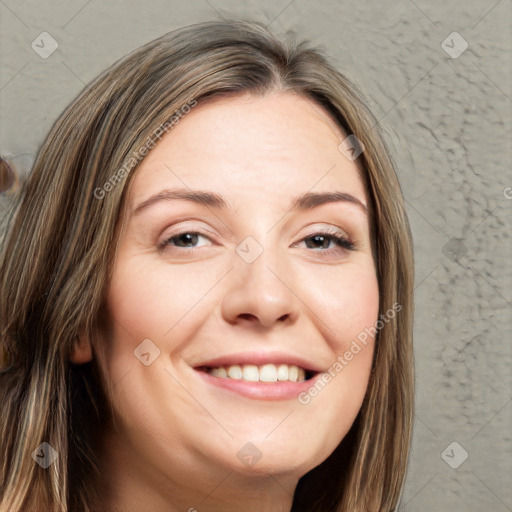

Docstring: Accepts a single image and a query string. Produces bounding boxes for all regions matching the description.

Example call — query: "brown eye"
[302,232,355,251]
[295,226,356,256]
[160,231,212,252]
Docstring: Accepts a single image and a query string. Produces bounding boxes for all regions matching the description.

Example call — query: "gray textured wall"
[1,1,511,510]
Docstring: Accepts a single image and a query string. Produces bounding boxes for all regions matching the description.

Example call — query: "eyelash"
[159,228,356,255]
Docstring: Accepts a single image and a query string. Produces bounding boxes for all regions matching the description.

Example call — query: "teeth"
[211,367,227,378]
[260,364,277,382]
[207,363,308,383]
[276,364,288,381]
[242,365,259,382]
[227,365,242,379]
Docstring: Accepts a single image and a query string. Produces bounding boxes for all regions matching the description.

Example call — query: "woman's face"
[86,92,379,503]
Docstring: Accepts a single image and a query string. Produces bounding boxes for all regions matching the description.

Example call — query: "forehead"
[125,92,367,212]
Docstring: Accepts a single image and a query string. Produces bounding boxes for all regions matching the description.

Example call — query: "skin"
[73,91,379,512]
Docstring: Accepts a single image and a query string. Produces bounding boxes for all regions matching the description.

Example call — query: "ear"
[70,333,93,364]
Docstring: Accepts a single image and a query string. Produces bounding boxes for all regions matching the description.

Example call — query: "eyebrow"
[132,188,368,216]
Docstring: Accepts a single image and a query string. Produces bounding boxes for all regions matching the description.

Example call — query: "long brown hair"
[0,19,414,512]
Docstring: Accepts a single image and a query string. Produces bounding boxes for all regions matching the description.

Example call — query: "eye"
[159,228,356,256]
[159,231,212,252]
[296,229,355,255]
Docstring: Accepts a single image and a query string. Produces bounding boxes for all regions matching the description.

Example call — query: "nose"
[220,243,301,330]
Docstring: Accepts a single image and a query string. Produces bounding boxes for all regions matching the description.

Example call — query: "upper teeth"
[207,364,306,383]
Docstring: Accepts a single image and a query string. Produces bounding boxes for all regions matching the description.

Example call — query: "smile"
[193,351,322,399]
[201,363,313,383]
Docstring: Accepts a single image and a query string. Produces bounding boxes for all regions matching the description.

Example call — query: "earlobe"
[70,333,93,364]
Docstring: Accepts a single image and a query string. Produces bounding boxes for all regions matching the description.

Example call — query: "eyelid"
[295,227,356,251]
[298,223,356,243]
[159,217,238,244]
[161,223,350,242]
[300,224,350,238]
[158,214,364,251]
[159,220,217,240]
[158,228,215,250]
[159,228,358,258]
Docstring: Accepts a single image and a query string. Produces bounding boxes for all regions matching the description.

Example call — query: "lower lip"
[195,369,319,400]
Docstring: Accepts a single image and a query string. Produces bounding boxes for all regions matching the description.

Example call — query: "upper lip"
[193,351,323,373]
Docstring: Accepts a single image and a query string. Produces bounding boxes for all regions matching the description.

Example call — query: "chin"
[213,432,335,480]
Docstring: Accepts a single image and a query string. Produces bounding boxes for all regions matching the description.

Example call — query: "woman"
[0,19,414,512]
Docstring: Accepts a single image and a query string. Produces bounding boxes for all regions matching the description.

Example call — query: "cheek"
[99,253,220,394]
[305,261,379,405]
[106,254,210,341]
[97,257,169,393]
[311,261,380,351]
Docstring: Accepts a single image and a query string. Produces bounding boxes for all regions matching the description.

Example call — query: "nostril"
[238,313,257,321]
